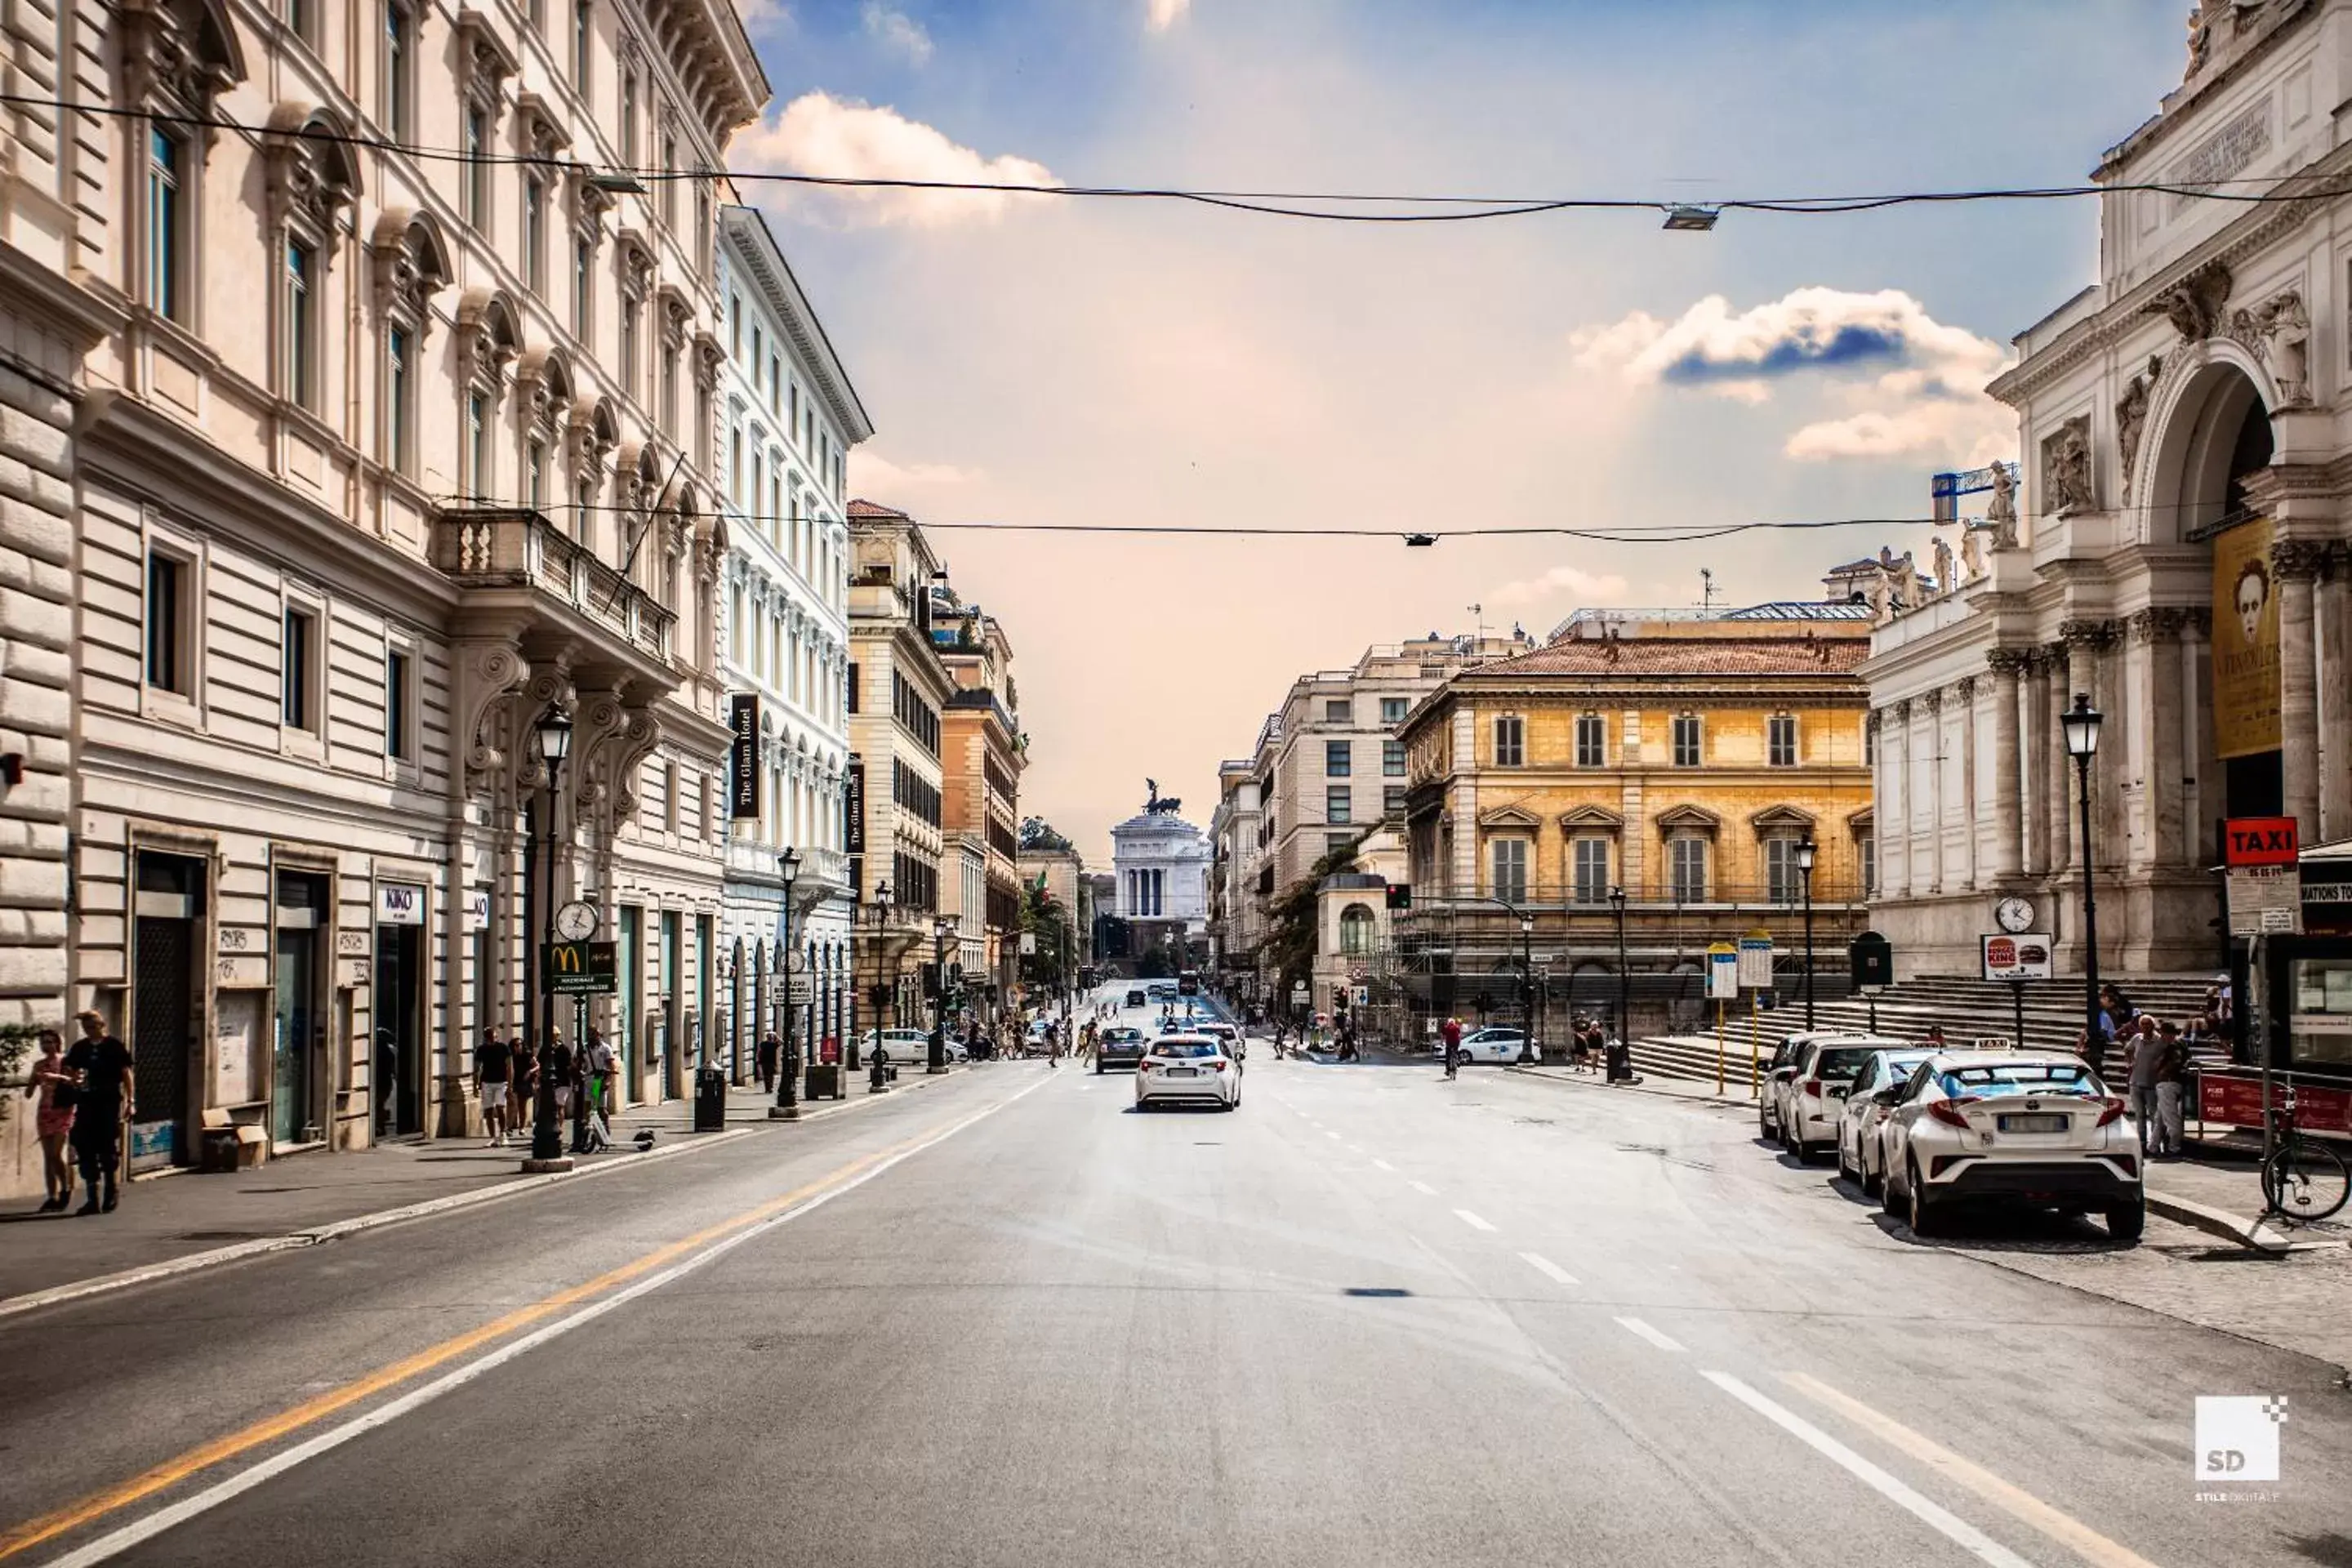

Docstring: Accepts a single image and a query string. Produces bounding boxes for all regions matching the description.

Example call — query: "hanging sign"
[1707,942,1739,1000]
[844,755,866,855]
[376,883,426,927]
[2212,518,2281,760]
[729,694,761,818]
[1980,933,2053,982]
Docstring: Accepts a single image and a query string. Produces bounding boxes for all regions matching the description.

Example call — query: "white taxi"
[1879,1051,2143,1240]
[1134,1034,1241,1111]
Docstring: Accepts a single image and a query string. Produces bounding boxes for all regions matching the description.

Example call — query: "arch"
[270,103,363,200]
[519,344,573,403]
[457,286,521,350]
[2133,341,2277,545]
[1338,902,1377,957]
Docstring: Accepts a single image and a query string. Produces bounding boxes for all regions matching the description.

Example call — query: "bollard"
[869,1047,891,1094]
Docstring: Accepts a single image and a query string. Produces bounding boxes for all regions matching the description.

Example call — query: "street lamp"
[1608,884,1630,1053]
[1794,837,1817,1029]
[773,849,802,1119]
[859,879,891,1071]
[929,914,957,1074]
[1517,913,1537,1063]
[2062,693,2105,1051]
[528,707,572,1169]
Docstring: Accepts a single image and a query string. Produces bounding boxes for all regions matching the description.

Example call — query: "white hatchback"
[1454,1027,1528,1065]
[1880,1051,2143,1240]
[1134,1035,1241,1111]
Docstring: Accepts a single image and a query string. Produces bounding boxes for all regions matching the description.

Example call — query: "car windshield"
[1155,1041,1220,1058]
[1815,1047,1891,1080]
[1939,1062,2101,1098]
[1104,1028,1143,1043]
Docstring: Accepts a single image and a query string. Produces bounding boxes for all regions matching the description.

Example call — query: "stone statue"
[1959,523,1985,581]
[1864,573,1890,626]
[1887,551,1918,612]
[1146,777,1159,811]
[2263,289,2311,407]
[1932,537,1955,598]
[2117,355,2160,486]
[2043,417,2094,516]
[1985,461,2019,548]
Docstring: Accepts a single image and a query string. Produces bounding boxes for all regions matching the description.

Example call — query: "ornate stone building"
[935,595,1023,1024]
[1862,0,2345,978]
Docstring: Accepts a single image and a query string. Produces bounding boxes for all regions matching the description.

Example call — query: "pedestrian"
[1441,1015,1463,1080]
[24,1027,76,1211]
[64,1009,133,1215]
[2156,1021,2190,1158]
[1923,1025,1947,1048]
[2075,1024,2106,1082]
[2124,1019,2165,1154]
[757,1029,781,1094]
[1567,1018,1592,1073]
[375,1028,399,1138]
[511,1029,540,1142]
[546,1032,576,1125]
[474,1027,513,1147]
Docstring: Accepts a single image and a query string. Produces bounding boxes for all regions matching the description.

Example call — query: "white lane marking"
[1700,1372,2035,1568]
[1408,1180,1438,1196]
[1453,1208,1497,1233]
[1615,1316,1685,1353]
[42,1076,1054,1568]
[1518,1251,1579,1286]
[1370,1159,1396,1172]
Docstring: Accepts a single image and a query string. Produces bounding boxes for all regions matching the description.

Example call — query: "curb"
[1505,1065,1757,1108]
[0,1063,970,1321]
[2140,1189,2328,1254]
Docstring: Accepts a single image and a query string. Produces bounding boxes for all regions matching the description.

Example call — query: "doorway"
[130,851,204,1172]
[273,870,330,1147]
[373,916,424,1137]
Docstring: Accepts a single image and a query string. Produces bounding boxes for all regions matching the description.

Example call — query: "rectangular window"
[1324,699,1352,724]
[1325,740,1352,777]
[284,241,315,408]
[846,662,858,713]
[1768,713,1798,768]
[1575,713,1606,768]
[1490,837,1527,905]
[146,128,184,321]
[1860,835,1876,896]
[385,326,411,470]
[527,439,546,507]
[1383,739,1406,777]
[384,648,412,760]
[1669,837,1707,902]
[620,296,640,400]
[1380,696,1408,724]
[282,605,316,729]
[660,131,678,227]
[1325,832,1356,858]
[523,177,546,292]
[621,70,639,161]
[572,0,592,98]
[385,1,412,137]
[287,0,311,42]
[462,106,488,228]
[1326,786,1352,826]
[1573,838,1609,905]
[1493,714,1525,767]
[1383,785,1407,817]
[768,354,782,417]
[466,392,490,496]
[145,550,186,694]
[661,344,679,430]
[788,383,800,446]
[572,238,593,340]
[1865,719,1877,765]
[1672,714,1702,768]
[1766,837,1802,905]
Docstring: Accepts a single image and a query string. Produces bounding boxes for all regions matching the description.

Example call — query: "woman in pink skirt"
[23,1027,75,1211]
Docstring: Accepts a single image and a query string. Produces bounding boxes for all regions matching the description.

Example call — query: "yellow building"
[1394,614,1874,1040]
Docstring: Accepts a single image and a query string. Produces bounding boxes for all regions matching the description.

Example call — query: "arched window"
[1339,902,1376,956]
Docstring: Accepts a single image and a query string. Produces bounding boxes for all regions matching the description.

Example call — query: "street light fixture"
[930,914,957,1074]
[1517,913,1537,1064]
[2062,693,2105,1052]
[773,849,802,1119]
[1794,837,1817,1029]
[527,708,573,1169]
[1608,884,1630,1059]
[859,878,892,1072]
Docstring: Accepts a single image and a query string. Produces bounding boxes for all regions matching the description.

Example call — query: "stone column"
[1922,689,1945,893]
[2318,550,2351,840]
[1884,701,1911,899]
[2277,541,2326,839]
[2130,608,2188,872]
[1987,649,2025,880]
[2046,641,2074,877]
[1954,677,1979,890]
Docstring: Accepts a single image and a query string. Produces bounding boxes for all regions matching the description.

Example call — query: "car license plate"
[1997,1113,2067,1134]
[1166,1067,1198,1077]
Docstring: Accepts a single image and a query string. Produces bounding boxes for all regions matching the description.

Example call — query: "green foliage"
[0,1022,38,1126]
[1262,844,1361,1005]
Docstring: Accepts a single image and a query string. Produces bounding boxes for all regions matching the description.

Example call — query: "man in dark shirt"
[473,1027,513,1147]
[65,1009,134,1214]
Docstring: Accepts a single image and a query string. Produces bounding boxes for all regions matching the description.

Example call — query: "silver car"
[1834,1049,1935,1195]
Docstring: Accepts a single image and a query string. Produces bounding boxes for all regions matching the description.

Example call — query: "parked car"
[1879,1051,2143,1240]
[1097,1026,1149,1073]
[1134,1034,1241,1111]
[1766,1034,1909,1158]
[1454,1027,1528,1065]
[1834,1048,1936,1194]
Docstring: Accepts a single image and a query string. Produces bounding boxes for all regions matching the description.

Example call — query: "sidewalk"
[0,1074,954,1314]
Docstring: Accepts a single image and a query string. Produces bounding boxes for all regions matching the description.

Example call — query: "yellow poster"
[2213,515,2280,760]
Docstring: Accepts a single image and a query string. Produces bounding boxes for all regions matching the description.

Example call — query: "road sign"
[542,940,617,996]
[786,974,814,1006]
[1290,982,1307,1001]
[1736,930,1775,990]
[1351,987,1370,1008]
[2224,816,2299,866]
[1980,933,2052,982]
[1347,963,1367,982]
[1707,942,1738,1000]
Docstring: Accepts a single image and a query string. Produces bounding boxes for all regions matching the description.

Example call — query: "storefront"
[2201,845,2352,1135]
[372,880,428,1138]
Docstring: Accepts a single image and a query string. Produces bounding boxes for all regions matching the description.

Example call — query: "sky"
[731,0,2185,866]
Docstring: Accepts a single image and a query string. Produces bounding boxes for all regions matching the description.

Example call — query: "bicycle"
[2261,1085,2351,1223]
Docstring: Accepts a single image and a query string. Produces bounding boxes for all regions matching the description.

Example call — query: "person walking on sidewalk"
[474,1027,513,1147]
[1441,1016,1463,1080]
[545,1033,576,1125]
[2124,1018,2165,1156]
[757,1029,782,1094]
[65,1010,133,1215]
[2155,1021,2190,1158]
[511,1030,540,1143]
[24,1027,75,1211]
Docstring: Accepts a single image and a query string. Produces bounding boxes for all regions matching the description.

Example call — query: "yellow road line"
[0,1122,939,1561]
[1780,1371,2164,1568]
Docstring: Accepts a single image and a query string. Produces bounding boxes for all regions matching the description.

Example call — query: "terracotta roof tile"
[847,498,910,519]
[1472,635,1870,678]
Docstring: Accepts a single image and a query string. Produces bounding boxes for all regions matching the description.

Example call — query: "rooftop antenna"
[1468,602,1486,646]
[1698,568,1722,616]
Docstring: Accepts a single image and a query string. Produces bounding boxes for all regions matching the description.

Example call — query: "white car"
[1880,1051,2144,1240]
[861,1027,933,1063]
[1773,1035,1912,1161]
[1194,1021,1245,1062]
[1833,1048,1936,1194]
[1134,1034,1241,1111]
[1454,1027,1528,1065]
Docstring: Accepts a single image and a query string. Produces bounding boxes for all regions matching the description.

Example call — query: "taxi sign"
[2223,817,2298,867]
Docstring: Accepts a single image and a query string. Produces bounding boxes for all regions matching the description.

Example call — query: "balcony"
[431,507,675,670]
[724,839,852,901]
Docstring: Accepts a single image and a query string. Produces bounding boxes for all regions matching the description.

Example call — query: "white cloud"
[733,93,1056,229]
[1487,564,1631,608]
[1146,0,1189,33]
[1571,286,2014,466]
[733,0,790,33]
[862,2,933,65]
[849,449,986,496]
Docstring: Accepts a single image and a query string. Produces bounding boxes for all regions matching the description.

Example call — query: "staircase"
[1626,973,2228,1090]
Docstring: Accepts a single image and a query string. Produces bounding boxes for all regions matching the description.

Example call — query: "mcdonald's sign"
[543,940,618,995]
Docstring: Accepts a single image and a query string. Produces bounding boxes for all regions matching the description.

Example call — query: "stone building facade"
[936,597,1022,1022]
[1862,0,2352,978]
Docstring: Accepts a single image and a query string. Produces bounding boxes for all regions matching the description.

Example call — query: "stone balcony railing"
[724,838,851,895]
[430,507,675,663]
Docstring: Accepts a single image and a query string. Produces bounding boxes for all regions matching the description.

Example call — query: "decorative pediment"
[615,228,657,295]
[370,209,452,324]
[1557,804,1624,832]
[657,283,695,347]
[455,287,521,389]
[455,7,519,104]
[1846,808,1874,835]
[1748,804,1817,834]
[517,345,572,434]
[693,330,725,390]
[1477,804,1542,830]
[263,105,362,240]
[1654,803,1721,835]
[517,92,571,157]
[120,0,245,119]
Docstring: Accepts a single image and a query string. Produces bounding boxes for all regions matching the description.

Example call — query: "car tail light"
[1138,1060,1156,1073]
[1926,1098,1976,1130]
[2095,1096,2127,1127]
[1206,1060,1226,1072]
[1801,1079,1823,1099]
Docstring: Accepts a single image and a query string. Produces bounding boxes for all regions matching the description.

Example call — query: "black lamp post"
[2062,693,2105,1050]
[929,914,956,1074]
[1517,913,1537,1063]
[1608,884,1630,1046]
[1795,837,1817,1029]
[773,849,802,1119]
[862,879,892,1070]
[527,707,573,1169]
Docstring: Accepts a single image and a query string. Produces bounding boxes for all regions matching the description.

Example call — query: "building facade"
[1206,759,1266,993]
[1111,798,1211,964]
[936,598,1023,1022]
[713,205,868,1074]
[0,0,765,1190]
[1863,0,2352,978]
[1397,615,1875,1037]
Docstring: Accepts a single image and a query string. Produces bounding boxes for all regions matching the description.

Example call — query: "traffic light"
[1385,883,1412,911]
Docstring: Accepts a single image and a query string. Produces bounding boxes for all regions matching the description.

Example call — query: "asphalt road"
[2,985,2347,1567]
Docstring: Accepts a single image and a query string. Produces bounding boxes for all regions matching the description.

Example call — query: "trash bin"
[1606,1039,1633,1083]
[693,1066,728,1131]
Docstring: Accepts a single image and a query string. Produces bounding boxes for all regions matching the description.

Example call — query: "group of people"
[2062,984,2194,1160]
[471,1026,617,1153]
[22,1010,136,1216]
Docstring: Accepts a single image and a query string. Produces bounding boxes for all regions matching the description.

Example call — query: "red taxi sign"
[2223,817,2299,867]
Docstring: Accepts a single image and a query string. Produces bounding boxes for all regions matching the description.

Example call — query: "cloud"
[733,94,1056,229]
[861,2,933,65]
[733,0,789,32]
[1147,0,1189,33]
[1486,564,1631,609]
[848,449,986,497]
[1571,286,2014,466]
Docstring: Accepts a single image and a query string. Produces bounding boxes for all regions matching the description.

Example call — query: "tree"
[1262,844,1361,1009]
[1020,883,1077,991]
[1019,816,1074,853]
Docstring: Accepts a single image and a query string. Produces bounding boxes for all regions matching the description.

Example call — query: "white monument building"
[1111,786,1213,940]
[1860,0,2346,978]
